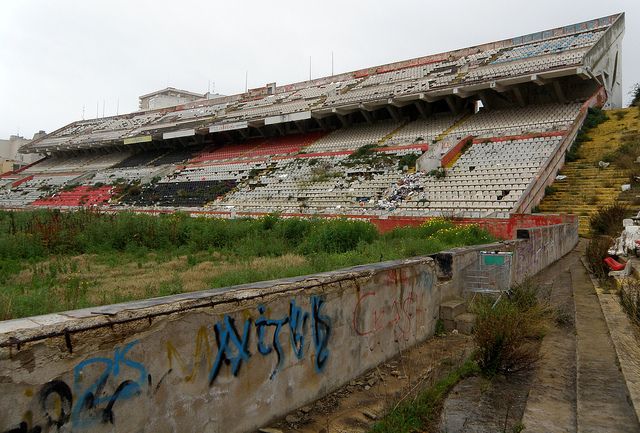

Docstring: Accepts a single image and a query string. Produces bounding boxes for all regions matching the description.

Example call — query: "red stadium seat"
[603,257,626,272]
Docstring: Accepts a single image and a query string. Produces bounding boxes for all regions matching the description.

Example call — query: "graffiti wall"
[0,257,440,433]
[0,221,577,433]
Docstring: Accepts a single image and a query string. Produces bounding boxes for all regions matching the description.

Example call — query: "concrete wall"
[583,13,625,108]
[0,222,578,433]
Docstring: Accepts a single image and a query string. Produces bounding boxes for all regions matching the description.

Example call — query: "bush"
[631,83,640,107]
[397,153,420,170]
[427,168,446,179]
[589,202,630,237]
[472,280,549,377]
[586,236,613,279]
[602,131,640,170]
[300,219,378,254]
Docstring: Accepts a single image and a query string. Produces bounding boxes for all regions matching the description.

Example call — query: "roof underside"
[23,13,624,154]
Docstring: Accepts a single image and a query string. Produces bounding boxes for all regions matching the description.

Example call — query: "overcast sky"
[0,0,637,139]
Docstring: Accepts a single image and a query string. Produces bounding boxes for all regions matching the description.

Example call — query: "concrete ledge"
[0,222,578,433]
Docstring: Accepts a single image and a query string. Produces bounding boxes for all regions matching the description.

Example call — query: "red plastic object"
[604,257,626,272]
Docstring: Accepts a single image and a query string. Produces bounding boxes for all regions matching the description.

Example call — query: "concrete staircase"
[435,113,471,142]
[521,244,640,432]
[537,107,639,236]
[440,299,476,335]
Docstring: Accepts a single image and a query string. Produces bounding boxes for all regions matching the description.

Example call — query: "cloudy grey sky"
[0,0,637,139]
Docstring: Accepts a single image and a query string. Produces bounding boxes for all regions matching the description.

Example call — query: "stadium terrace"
[0,13,624,221]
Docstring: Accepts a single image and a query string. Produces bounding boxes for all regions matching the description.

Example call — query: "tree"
[631,83,640,107]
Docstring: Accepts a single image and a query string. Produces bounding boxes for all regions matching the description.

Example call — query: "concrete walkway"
[522,243,640,432]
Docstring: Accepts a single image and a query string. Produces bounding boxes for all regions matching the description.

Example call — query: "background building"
[138,87,206,110]
[0,133,44,174]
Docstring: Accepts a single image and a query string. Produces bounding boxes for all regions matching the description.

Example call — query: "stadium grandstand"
[0,13,625,221]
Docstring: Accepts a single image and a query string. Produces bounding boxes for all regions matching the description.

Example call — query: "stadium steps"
[309,95,328,108]
[451,70,469,85]
[537,107,639,236]
[482,50,503,65]
[339,78,366,95]
[435,112,472,142]
[378,120,410,145]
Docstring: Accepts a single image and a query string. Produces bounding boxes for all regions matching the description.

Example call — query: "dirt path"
[259,334,473,433]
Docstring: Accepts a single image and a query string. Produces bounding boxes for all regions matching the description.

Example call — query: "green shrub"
[300,219,378,254]
[472,280,549,377]
[589,202,631,237]
[397,153,420,170]
[0,210,499,319]
[631,83,640,107]
[427,168,446,179]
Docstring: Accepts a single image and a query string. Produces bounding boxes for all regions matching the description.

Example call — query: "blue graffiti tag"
[208,316,252,385]
[311,296,331,373]
[288,299,309,360]
[71,340,148,428]
[255,305,289,379]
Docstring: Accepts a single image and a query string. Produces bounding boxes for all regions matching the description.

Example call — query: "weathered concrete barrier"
[0,222,577,433]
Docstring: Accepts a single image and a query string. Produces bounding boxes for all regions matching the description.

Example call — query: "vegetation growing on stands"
[397,153,420,170]
[0,211,494,320]
[566,107,609,162]
[343,144,394,167]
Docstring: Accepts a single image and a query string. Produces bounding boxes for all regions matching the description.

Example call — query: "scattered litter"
[621,184,631,192]
[376,171,427,210]
[555,175,567,180]
[598,160,610,169]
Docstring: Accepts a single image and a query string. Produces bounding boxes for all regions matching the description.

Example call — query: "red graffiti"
[352,290,419,341]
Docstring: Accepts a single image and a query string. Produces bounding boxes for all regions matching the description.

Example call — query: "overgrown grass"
[0,211,495,320]
[602,129,640,186]
[471,280,550,377]
[368,358,479,433]
[620,278,640,326]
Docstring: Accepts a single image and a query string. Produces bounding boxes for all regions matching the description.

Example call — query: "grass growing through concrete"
[472,280,551,377]
[368,358,479,433]
[0,211,495,320]
[620,279,640,326]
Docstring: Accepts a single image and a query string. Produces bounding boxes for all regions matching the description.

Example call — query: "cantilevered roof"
[22,13,624,154]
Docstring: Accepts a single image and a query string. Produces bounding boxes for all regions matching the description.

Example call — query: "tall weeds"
[472,280,550,377]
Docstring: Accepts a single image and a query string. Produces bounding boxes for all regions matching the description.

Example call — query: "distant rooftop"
[138,87,205,100]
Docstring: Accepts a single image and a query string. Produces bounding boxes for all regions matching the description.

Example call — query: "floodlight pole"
[332,51,334,76]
